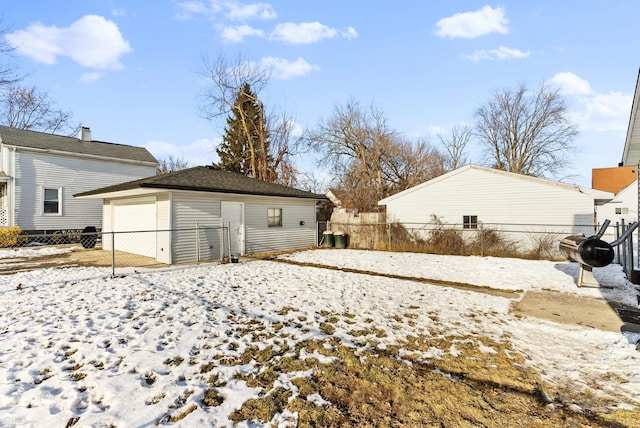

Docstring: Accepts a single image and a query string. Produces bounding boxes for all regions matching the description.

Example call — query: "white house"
[621,68,640,167]
[378,164,613,238]
[76,166,327,264]
[613,67,640,233]
[0,126,158,232]
[596,181,638,235]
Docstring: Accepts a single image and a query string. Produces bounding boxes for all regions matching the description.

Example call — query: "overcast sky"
[4,1,639,187]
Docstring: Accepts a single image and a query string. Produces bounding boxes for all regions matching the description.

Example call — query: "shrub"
[426,225,467,255]
[388,222,424,252]
[522,233,562,260]
[469,228,519,258]
[0,226,23,248]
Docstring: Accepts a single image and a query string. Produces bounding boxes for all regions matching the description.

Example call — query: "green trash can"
[334,231,347,249]
[323,231,335,247]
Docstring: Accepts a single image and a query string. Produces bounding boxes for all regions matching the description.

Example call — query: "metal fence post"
[195,223,200,262]
[111,232,116,278]
[226,222,232,258]
[615,222,621,265]
[220,223,224,261]
[479,222,484,257]
[628,223,635,273]
[621,219,628,275]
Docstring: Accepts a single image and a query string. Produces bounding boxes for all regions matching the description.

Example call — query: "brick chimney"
[78,126,91,141]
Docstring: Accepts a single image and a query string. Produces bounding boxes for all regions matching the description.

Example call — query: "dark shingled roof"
[0,125,158,164]
[75,166,328,200]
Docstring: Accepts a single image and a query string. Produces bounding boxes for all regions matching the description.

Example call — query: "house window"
[463,215,478,229]
[268,208,282,227]
[43,188,62,215]
[615,207,629,215]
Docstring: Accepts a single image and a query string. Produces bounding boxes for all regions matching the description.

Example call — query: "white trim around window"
[267,207,282,227]
[42,186,63,216]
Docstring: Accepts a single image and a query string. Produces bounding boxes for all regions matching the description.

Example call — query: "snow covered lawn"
[0,248,639,426]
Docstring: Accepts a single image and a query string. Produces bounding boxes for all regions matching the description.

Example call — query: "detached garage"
[76,166,327,264]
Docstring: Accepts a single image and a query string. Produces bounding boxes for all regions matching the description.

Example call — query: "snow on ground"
[281,249,640,307]
[0,247,639,426]
[0,246,75,261]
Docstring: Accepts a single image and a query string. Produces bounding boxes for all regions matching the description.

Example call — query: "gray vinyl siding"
[244,198,316,254]
[14,150,156,230]
[384,166,595,228]
[169,191,318,263]
[171,192,222,264]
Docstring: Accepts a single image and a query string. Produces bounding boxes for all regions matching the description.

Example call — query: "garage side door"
[112,198,157,258]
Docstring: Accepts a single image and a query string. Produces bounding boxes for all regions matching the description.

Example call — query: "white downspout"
[9,147,15,227]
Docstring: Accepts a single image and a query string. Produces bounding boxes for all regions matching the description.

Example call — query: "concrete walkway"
[512,290,640,333]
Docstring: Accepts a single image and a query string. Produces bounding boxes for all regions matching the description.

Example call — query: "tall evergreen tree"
[215,83,274,179]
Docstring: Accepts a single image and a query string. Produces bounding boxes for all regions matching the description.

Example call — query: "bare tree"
[0,20,22,89]
[198,53,296,182]
[438,124,472,170]
[305,100,446,211]
[0,85,75,134]
[157,155,190,174]
[0,21,75,134]
[295,170,333,194]
[267,110,302,185]
[474,83,578,178]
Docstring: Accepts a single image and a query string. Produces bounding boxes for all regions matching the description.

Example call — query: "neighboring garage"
[76,166,327,264]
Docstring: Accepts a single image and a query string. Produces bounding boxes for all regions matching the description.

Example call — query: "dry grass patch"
[229,387,292,423]
[167,403,197,423]
[163,356,184,366]
[224,335,634,427]
[202,388,224,407]
[145,392,166,405]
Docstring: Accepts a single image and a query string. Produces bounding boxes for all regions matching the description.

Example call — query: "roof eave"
[2,143,158,167]
[140,183,327,199]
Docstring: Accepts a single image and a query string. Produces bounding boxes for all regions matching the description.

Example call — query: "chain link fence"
[0,225,230,276]
[1,221,637,276]
[320,220,634,262]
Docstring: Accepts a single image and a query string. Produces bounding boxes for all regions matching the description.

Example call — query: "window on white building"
[462,215,478,229]
[43,188,62,215]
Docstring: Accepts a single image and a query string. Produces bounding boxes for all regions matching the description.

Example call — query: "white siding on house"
[381,166,597,228]
[156,194,172,264]
[622,70,640,166]
[596,183,638,239]
[14,150,156,230]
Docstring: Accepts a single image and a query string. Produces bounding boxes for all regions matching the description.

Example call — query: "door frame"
[221,201,245,256]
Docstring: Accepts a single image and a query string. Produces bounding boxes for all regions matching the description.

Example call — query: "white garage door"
[112,198,157,258]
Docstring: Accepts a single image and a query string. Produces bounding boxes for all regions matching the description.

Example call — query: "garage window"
[463,215,478,229]
[268,208,282,227]
[43,187,62,215]
[615,207,629,215]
